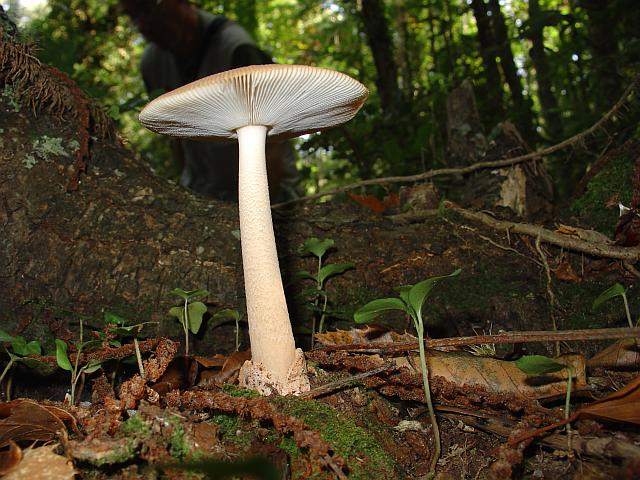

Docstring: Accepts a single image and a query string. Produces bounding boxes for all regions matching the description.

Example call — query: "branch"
[273,75,640,209]
[446,203,640,261]
[315,327,640,355]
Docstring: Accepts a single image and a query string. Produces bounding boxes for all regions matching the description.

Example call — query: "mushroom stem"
[237,125,297,385]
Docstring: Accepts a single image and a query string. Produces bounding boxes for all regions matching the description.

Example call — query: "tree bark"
[359,0,403,116]
[487,0,536,140]
[469,0,505,122]
[579,0,622,113]
[527,0,563,140]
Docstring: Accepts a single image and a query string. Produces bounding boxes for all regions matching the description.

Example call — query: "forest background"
[2,0,639,203]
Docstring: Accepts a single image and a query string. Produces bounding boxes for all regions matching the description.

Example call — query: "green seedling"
[593,283,637,328]
[168,288,209,356]
[56,319,102,405]
[354,268,461,477]
[299,237,353,348]
[0,331,55,399]
[105,312,155,378]
[516,355,574,447]
[212,309,243,351]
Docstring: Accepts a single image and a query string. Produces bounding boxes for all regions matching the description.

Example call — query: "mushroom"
[139,65,368,395]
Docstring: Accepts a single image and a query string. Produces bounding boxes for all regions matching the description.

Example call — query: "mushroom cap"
[139,64,368,141]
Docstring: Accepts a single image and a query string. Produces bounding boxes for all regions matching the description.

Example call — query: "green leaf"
[168,306,184,322]
[593,283,627,310]
[318,262,354,285]
[212,309,241,322]
[170,288,209,301]
[408,269,461,319]
[397,286,413,315]
[293,270,316,282]
[17,357,57,376]
[301,237,334,259]
[55,340,73,371]
[0,330,13,343]
[10,336,28,356]
[83,361,102,374]
[25,340,41,356]
[354,298,408,324]
[515,355,566,376]
[104,312,125,325]
[187,302,207,334]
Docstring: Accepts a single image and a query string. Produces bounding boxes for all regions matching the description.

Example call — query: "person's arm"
[230,44,273,68]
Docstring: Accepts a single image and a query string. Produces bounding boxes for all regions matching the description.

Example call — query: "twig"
[315,327,640,354]
[272,76,640,209]
[446,204,640,261]
[300,363,396,399]
[535,234,561,356]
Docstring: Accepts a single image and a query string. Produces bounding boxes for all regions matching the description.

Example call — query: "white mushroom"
[140,65,368,395]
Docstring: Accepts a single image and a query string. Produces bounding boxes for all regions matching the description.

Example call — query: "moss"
[31,135,68,159]
[167,416,191,459]
[120,414,152,439]
[2,84,21,112]
[221,383,260,398]
[272,396,396,480]
[571,153,634,235]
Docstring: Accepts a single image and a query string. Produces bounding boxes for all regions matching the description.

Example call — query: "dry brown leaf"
[553,258,581,283]
[0,441,22,476]
[315,327,415,346]
[577,375,640,425]
[587,338,640,369]
[0,400,68,448]
[4,445,75,480]
[395,352,587,400]
[214,349,252,385]
[193,354,226,368]
[555,224,613,244]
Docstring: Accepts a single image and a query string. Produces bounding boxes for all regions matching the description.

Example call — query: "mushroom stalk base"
[236,125,309,395]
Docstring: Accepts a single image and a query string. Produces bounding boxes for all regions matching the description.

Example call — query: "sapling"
[56,319,102,405]
[104,312,155,378]
[299,237,353,348]
[168,288,208,356]
[212,309,243,351]
[0,331,55,399]
[593,283,637,328]
[354,269,461,477]
[515,355,575,449]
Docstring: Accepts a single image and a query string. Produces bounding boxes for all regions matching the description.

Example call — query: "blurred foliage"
[9,0,640,196]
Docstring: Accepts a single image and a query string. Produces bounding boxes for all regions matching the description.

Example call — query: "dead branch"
[300,363,396,399]
[315,327,640,355]
[446,204,640,261]
[273,75,640,209]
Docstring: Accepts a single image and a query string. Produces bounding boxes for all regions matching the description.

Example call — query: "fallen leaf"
[197,350,252,387]
[555,224,613,244]
[347,193,393,213]
[396,352,587,400]
[151,356,198,395]
[587,338,640,369]
[553,258,581,283]
[315,327,415,346]
[0,400,69,448]
[577,375,640,425]
[4,445,75,480]
[193,354,226,368]
[0,441,22,475]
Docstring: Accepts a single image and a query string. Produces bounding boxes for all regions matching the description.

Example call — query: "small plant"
[593,283,637,328]
[354,269,461,477]
[212,309,243,351]
[299,237,353,348]
[104,312,155,378]
[0,331,55,399]
[515,355,574,448]
[56,319,102,405]
[168,288,209,356]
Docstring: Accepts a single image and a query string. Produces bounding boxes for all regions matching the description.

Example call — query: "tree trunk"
[469,0,505,123]
[580,0,622,113]
[527,0,563,141]
[359,0,403,116]
[487,0,536,140]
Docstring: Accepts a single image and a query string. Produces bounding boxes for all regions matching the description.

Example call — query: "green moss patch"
[272,396,396,480]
